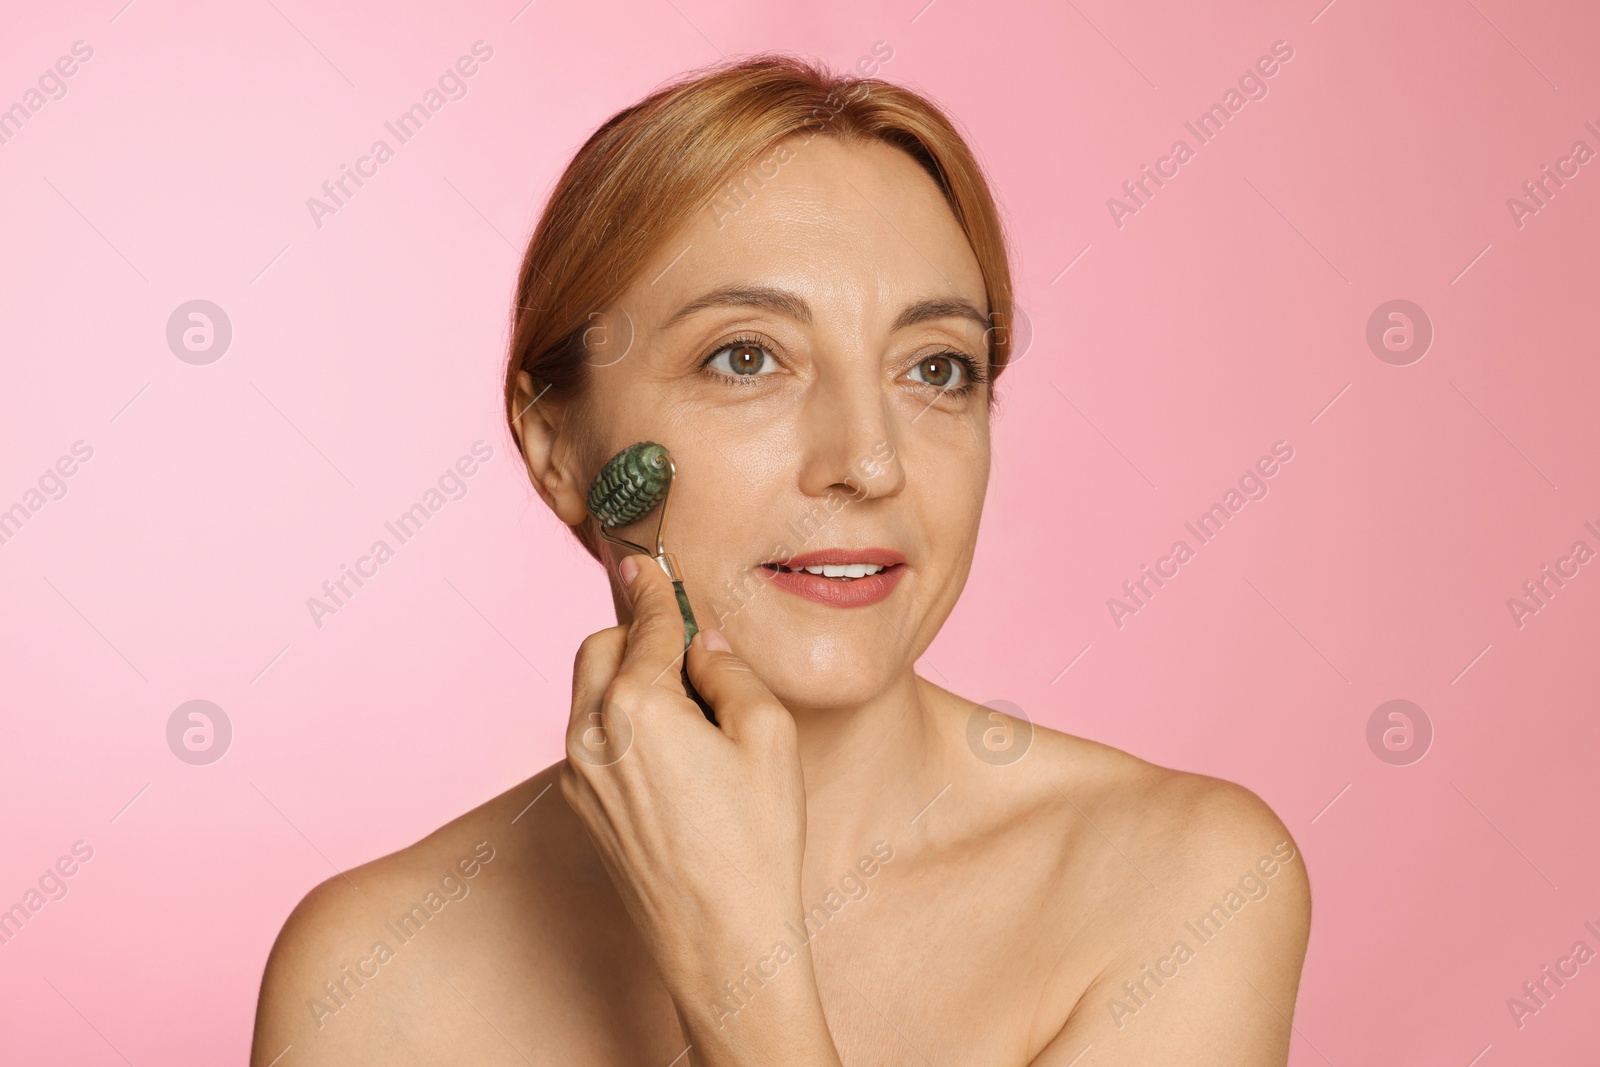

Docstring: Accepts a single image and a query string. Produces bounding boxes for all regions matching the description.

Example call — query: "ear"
[511,370,589,526]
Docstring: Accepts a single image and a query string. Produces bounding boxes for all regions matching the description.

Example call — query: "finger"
[568,625,626,736]
[568,626,641,771]
[684,629,791,740]
[614,553,689,695]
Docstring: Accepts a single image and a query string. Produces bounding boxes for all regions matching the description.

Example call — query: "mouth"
[759,549,907,607]
[764,561,894,580]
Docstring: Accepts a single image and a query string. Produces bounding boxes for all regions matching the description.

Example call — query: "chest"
[589,862,1094,1064]
[396,845,1103,1065]
[801,865,1088,1063]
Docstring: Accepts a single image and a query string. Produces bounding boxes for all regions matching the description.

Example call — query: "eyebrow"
[662,283,989,335]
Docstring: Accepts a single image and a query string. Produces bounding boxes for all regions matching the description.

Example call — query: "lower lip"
[762,564,906,607]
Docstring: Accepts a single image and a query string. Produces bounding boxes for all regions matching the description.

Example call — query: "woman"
[252,54,1310,1066]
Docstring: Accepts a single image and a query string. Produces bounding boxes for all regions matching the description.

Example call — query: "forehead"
[622,135,988,329]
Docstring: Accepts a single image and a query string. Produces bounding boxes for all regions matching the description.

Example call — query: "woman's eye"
[910,354,964,389]
[706,343,775,377]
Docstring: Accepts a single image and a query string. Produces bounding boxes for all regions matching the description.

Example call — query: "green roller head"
[587,442,672,529]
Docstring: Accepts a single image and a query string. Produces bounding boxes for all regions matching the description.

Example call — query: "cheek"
[908,436,989,540]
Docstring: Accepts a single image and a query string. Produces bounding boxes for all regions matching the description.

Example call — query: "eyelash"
[697,333,991,397]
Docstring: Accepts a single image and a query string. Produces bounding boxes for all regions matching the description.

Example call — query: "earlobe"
[512,371,589,526]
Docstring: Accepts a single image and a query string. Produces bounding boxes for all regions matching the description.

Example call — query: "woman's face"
[526,134,993,712]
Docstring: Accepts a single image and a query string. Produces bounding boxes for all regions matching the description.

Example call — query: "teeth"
[789,563,886,579]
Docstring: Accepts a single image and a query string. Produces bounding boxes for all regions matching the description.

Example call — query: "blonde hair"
[503,52,1016,553]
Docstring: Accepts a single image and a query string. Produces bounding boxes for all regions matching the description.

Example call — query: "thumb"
[684,629,790,739]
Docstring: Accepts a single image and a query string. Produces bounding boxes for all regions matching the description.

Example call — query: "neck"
[785,670,949,871]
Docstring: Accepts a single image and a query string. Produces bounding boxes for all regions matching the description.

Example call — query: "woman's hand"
[561,554,843,1066]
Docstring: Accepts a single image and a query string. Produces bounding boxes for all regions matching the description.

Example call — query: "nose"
[795,366,905,502]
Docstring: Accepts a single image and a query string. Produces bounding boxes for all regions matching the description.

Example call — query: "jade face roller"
[587,441,717,726]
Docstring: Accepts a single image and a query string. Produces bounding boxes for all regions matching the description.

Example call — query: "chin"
[744,642,902,712]
[765,674,887,713]
[706,576,923,708]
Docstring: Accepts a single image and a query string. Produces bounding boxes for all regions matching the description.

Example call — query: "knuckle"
[563,727,588,765]
[575,626,625,666]
[603,678,648,711]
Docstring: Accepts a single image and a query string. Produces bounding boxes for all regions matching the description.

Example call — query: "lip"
[760,547,907,608]
[771,548,907,568]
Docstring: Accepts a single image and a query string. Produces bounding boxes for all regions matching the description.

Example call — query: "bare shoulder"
[1012,721,1312,1065]
[249,761,588,1066]
[997,712,1309,893]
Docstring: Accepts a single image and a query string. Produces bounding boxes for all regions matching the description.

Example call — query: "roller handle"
[671,579,718,727]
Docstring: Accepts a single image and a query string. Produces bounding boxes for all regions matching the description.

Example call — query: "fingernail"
[619,556,640,588]
[702,628,730,652]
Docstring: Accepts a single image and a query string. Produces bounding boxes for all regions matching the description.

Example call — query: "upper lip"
[765,548,907,568]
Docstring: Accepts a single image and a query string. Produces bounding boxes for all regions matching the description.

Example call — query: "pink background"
[3,0,1597,1062]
